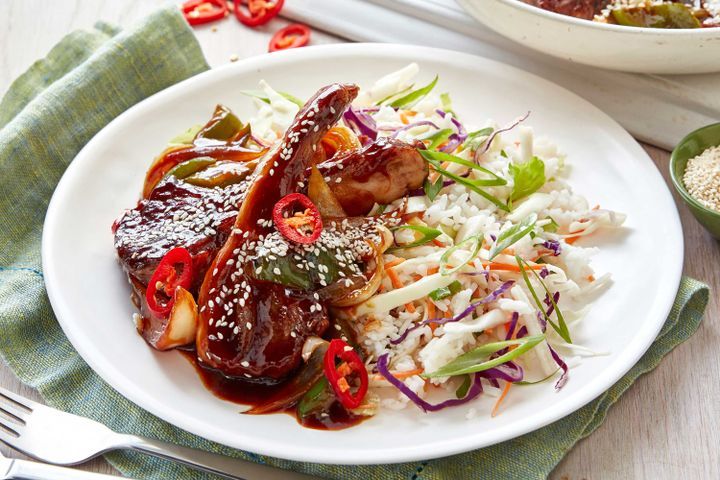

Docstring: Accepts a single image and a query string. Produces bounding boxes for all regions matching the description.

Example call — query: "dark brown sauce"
[180,350,366,430]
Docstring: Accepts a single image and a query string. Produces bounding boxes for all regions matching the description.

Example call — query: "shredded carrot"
[399,110,416,124]
[337,377,350,393]
[336,362,352,377]
[482,262,544,272]
[587,274,595,282]
[491,382,512,417]
[392,367,424,379]
[427,266,439,275]
[426,299,436,319]
[386,268,416,313]
[565,235,580,245]
[484,328,494,336]
[432,238,445,248]
[384,258,405,270]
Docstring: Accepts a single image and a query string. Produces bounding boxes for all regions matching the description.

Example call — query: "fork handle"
[122,435,319,480]
[6,459,126,480]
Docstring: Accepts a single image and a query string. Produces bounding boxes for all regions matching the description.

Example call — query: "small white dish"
[458,0,720,74]
[42,44,682,464]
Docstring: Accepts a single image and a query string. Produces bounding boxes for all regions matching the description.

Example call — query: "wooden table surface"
[1,1,718,478]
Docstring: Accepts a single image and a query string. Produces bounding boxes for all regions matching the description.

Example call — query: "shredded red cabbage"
[542,240,562,256]
[343,106,378,140]
[473,111,531,164]
[390,280,514,345]
[536,311,548,332]
[478,361,524,383]
[544,291,560,317]
[539,266,549,279]
[377,354,484,412]
[504,312,519,341]
[435,109,467,153]
[392,120,440,138]
[548,345,569,390]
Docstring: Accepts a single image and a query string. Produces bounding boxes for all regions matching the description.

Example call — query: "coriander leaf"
[423,335,546,378]
[390,76,438,109]
[509,156,545,205]
[489,213,537,260]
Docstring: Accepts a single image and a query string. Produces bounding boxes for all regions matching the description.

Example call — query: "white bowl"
[458,0,720,74]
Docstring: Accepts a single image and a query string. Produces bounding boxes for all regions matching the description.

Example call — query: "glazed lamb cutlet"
[113,87,427,362]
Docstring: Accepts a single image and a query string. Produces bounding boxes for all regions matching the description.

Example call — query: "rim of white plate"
[42,43,683,464]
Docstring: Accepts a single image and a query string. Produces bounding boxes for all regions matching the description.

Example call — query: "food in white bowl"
[523,0,720,28]
[112,65,626,429]
[458,0,720,73]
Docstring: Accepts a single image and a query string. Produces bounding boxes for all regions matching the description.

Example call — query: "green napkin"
[0,7,709,480]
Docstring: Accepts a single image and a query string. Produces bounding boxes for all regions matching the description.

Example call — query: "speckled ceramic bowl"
[458,0,720,74]
[670,123,720,239]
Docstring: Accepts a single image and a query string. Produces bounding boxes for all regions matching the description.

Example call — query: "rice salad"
[246,64,626,418]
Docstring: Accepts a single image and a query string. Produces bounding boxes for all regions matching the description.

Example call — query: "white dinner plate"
[42,44,683,464]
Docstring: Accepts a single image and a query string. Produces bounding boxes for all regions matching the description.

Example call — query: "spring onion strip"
[390,76,438,108]
[489,213,537,260]
[423,334,545,378]
[440,235,483,276]
[419,150,507,186]
[389,225,442,250]
[516,255,572,343]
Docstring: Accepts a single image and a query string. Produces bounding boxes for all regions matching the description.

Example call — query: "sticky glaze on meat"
[316,137,428,216]
[195,84,359,382]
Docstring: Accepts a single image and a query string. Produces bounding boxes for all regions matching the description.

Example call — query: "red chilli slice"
[272,193,323,244]
[145,247,194,317]
[234,0,284,27]
[182,0,228,26]
[269,24,311,52]
[323,339,369,410]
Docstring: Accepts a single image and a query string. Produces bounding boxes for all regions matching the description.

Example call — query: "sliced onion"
[308,165,346,217]
[377,354,484,412]
[326,241,384,307]
[301,336,328,362]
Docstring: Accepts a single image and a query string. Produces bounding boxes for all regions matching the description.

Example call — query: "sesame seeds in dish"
[112,64,626,429]
[683,145,720,212]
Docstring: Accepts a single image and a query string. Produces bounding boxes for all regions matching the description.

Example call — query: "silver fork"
[0,449,127,480]
[0,386,318,480]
